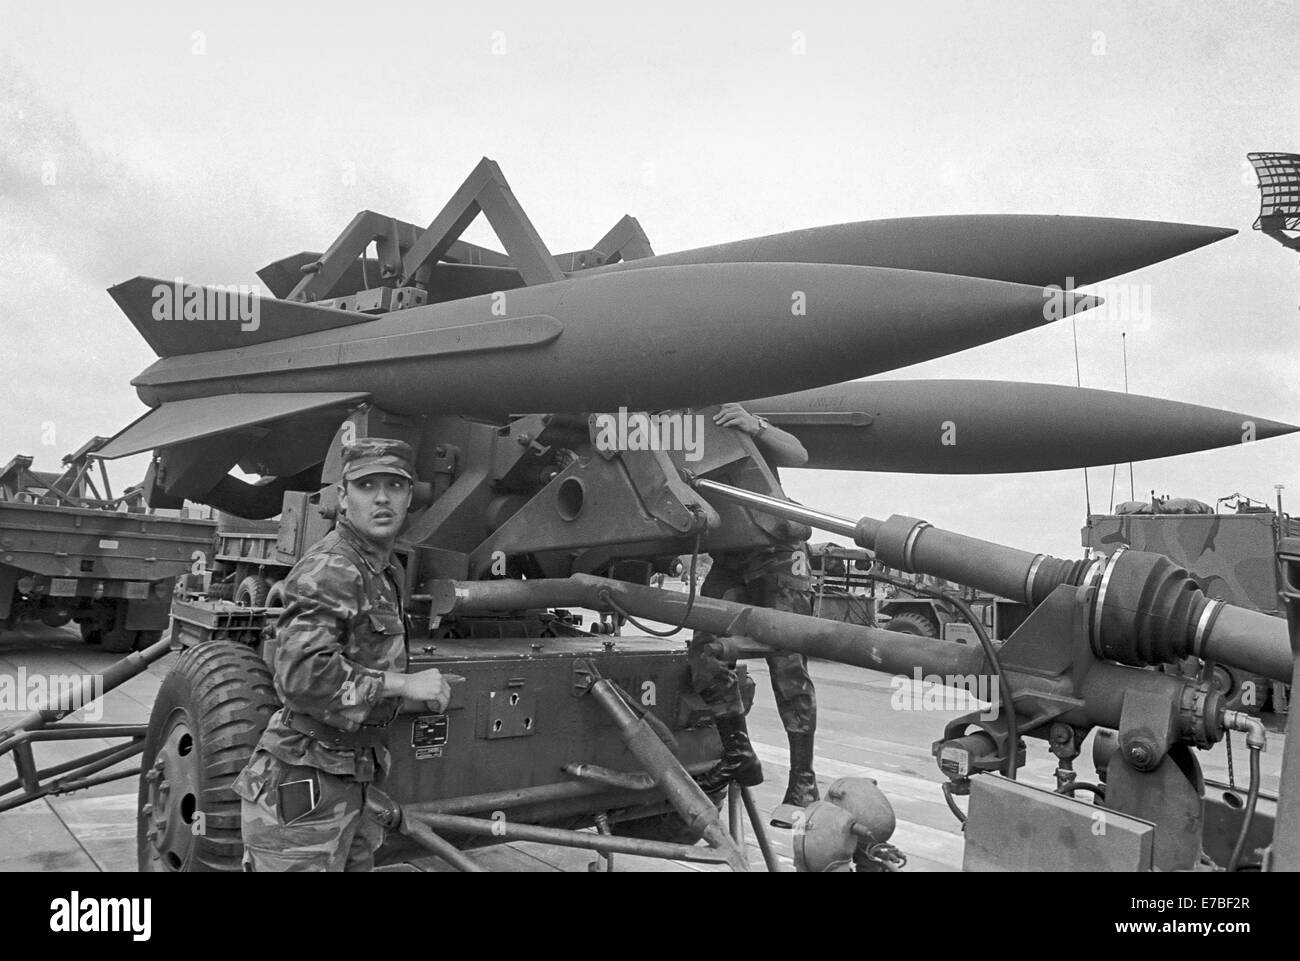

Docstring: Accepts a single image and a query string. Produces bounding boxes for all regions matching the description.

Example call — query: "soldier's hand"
[404,668,454,713]
[714,403,761,435]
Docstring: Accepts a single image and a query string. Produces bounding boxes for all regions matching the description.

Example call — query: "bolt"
[423,645,436,655]
[516,434,531,446]
[1127,744,1152,767]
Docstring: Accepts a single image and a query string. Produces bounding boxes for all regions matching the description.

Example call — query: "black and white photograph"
[0,0,1296,931]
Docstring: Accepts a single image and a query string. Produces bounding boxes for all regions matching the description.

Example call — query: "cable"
[872,571,1019,780]
[1226,747,1262,872]
[942,781,967,825]
[600,529,702,638]
[1056,780,1106,800]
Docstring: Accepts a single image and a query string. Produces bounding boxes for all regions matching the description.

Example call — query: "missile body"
[256,216,1235,306]
[118,265,1096,421]
[747,380,1298,473]
[583,216,1236,287]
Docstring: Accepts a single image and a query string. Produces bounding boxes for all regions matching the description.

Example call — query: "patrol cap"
[340,437,415,482]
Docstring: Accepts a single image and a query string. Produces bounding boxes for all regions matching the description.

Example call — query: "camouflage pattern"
[688,545,818,733]
[341,437,415,482]
[237,752,385,872]
[232,514,408,870]
[1084,511,1282,615]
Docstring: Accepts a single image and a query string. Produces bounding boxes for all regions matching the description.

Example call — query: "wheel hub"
[142,711,202,871]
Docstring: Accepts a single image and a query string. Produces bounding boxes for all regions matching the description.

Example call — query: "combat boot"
[695,715,763,795]
[780,730,819,807]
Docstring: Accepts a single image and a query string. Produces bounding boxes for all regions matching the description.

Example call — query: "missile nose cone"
[1059,219,1237,284]
[747,380,1297,474]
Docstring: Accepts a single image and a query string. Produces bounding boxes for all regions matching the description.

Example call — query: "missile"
[584,216,1236,288]
[101,264,1099,459]
[257,216,1234,305]
[746,380,1298,473]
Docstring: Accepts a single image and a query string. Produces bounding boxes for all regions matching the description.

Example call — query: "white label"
[98,539,120,549]
[940,745,970,776]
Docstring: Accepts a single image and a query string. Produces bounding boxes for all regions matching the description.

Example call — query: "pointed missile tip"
[1254,416,1300,440]
[1068,291,1104,315]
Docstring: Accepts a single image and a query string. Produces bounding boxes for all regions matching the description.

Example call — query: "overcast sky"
[1,1,1297,558]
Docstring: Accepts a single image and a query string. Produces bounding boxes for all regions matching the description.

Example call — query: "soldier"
[690,403,820,810]
[232,438,452,871]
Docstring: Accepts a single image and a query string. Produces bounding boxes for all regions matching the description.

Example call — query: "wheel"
[79,621,103,645]
[234,576,270,608]
[137,641,280,872]
[265,580,287,609]
[887,611,939,638]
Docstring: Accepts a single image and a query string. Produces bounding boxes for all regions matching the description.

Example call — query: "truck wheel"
[79,621,103,645]
[887,612,939,638]
[234,576,270,608]
[265,580,287,609]
[137,641,280,872]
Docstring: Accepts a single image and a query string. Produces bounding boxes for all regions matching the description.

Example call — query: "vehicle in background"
[0,439,215,652]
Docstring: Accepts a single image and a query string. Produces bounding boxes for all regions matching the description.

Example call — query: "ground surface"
[0,623,1286,872]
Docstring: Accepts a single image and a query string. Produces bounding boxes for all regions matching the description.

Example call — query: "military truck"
[0,440,215,653]
[1083,492,1296,713]
[192,492,326,609]
[807,543,1026,643]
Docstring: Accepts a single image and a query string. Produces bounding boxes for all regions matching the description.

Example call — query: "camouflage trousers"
[234,749,385,872]
[687,565,817,734]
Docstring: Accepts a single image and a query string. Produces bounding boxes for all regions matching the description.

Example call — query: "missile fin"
[109,276,370,357]
[97,391,370,459]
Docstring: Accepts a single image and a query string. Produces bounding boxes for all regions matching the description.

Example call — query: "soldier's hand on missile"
[403,668,454,713]
[714,403,761,435]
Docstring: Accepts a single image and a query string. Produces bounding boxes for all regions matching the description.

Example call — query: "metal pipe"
[588,677,748,871]
[437,575,986,680]
[688,477,1294,684]
[740,787,782,873]
[402,761,716,816]
[0,632,174,742]
[727,783,745,845]
[399,818,489,873]
[693,477,859,538]
[406,810,734,864]
[563,764,656,791]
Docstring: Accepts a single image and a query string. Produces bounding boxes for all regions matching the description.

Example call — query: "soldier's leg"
[689,560,763,793]
[236,751,365,872]
[687,562,752,720]
[762,579,820,807]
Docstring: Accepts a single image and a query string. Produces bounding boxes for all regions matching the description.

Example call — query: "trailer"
[0,440,216,652]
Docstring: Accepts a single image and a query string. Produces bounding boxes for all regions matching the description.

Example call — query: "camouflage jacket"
[247,516,408,781]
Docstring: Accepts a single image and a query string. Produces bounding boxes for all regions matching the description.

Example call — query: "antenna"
[1073,315,1092,517]
[1123,332,1135,500]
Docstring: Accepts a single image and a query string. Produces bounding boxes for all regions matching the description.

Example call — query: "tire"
[137,641,280,872]
[265,580,287,609]
[79,621,103,645]
[887,611,939,638]
[235,575,270,608]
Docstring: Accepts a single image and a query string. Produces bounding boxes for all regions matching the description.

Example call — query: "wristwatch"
[751,416,771,438]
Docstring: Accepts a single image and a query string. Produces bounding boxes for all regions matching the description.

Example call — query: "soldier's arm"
[713,403,808,467]
[274,554,394,730]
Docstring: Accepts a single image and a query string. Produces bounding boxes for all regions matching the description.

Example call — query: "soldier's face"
[340,473,412,542]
